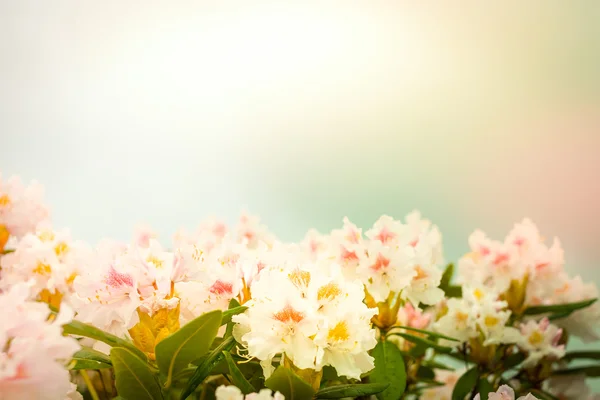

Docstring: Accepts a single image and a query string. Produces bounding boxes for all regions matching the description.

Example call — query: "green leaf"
[264,366,315,400]
[156,310,222,388]
[225,299,242,337]
[370,340,407,400]
[181,336,235,400]
[392,325,460,342]
[110,347,163,400]
[221,306,247,326]
[451,366,478,400]
[223,351,255,394]
[529,389,559,400]
[503,352,525,369]
[64,320,148,362]
[440,263,454,289]
[476,377,494,400]
[68,347,112,370]
[523,298,597,317]
[316,383,390,399]
[553,365,600,377]
[444,285,462,298]
[421,360,455,371]
[563,350,600,362]
[388,332,453,353]
[416,366,435,380]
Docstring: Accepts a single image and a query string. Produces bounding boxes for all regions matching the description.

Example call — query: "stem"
[82,370,101,400]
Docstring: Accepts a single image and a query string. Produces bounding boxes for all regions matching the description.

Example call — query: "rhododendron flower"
[0,174,49,250]
[459,219,564,295]
[0,283,80,400]
[215,385,284,400]
[518,318,565,367]
[474,385,539,400]
[434,285,520,347]
[541,274,600,342]
[233,265,377,380]
[0,226,91,309]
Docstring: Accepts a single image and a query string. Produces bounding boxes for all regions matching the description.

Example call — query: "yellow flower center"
[146,255,164,268]
[455,311,469,323]
[317,282,342,301]
[33,263,52,276]
[288,270,311,288]
[414,266,428,280]
[528,331,544,346]
[54,242,69,257]
[0,195,10,207]
[484,315,499,327]
[328,321,350,342]
[473,289,484,301]
[38,231,55,242]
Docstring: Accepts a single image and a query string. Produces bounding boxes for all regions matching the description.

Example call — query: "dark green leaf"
[416,366,435,380]
[553,365,600,377]
[64,320,148,362]
[370,340,407,400]
[392,325,460,342]
[110,347,163,400]
[221,306,247,326]
[445,285,462,298]
[68,347,112,370]
[223,351,255,394]
[316,383,390,399]
[320,366,339,382]
[180,336,235,400]
[523,298,597,317]
[440,263,454,290]
[476,377,494,400]
[562,350,600,362]
[451,366,478,400]
[503,352,525,369]
[388,332,453,353]
[422,360,455,371]
[156,310,222,387]
[264,366,315,400]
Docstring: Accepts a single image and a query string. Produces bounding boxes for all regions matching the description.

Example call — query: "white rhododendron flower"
[434,285,520,346]
[0,174,49,248]
[0,225,91,308]
[215,385,284,400]
[233,264,377,379]
[457,218,600,343]
[0,282,80,400]
[517,318,565,367]
[474,385,539,400]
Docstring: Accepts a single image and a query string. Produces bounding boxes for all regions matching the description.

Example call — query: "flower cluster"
[458,219,600,341]
[0,174,49,252]
[0,173,598,400]
[233,264,377,380]
[0,224,90,309]
[0,282,80,400]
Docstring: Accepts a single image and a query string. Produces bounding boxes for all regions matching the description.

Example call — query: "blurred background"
[1,0,599,360]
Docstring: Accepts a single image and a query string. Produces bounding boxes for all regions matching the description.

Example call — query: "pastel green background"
[1,0,599,392]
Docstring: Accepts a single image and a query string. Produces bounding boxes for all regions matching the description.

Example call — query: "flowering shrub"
[0,173,598,400]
